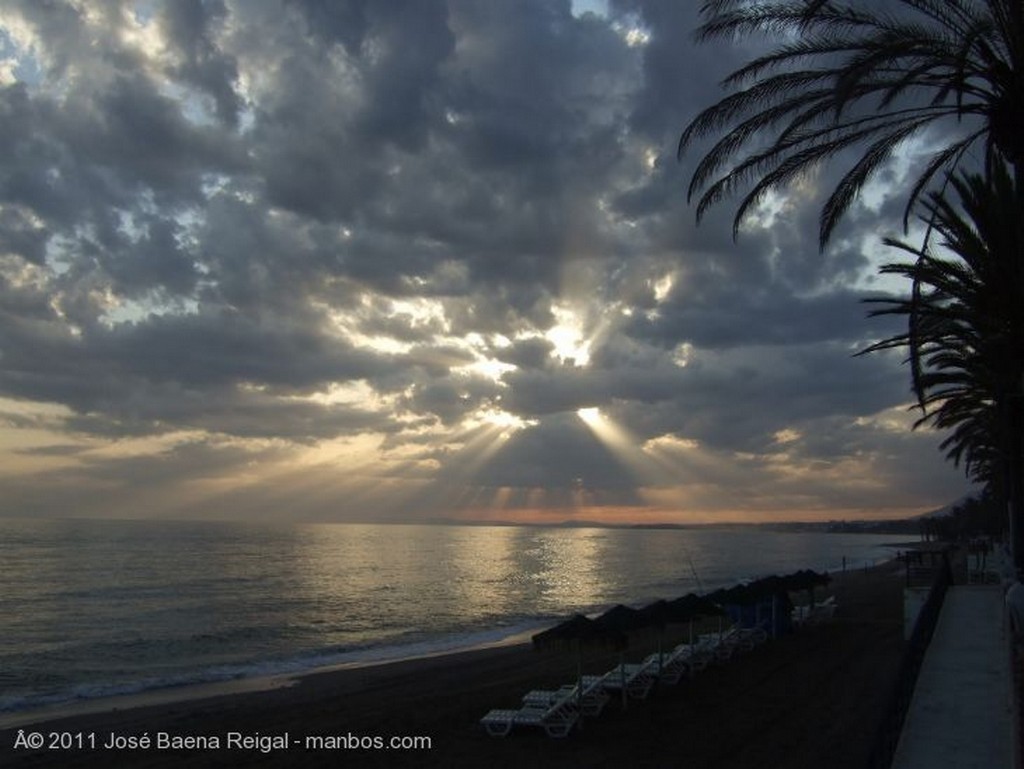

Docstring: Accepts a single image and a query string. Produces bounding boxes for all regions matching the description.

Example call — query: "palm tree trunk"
[1009,398,1024,572]
[1011,161,1024,573]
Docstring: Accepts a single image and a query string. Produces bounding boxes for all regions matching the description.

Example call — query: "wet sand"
[1,560,906,769]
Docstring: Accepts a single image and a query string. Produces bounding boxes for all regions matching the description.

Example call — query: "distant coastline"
[411,516,930,535]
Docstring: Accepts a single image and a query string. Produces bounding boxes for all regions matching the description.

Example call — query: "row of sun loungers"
[481,593,839,739]
[700,625,770,661]
[522,679,611,717]
[480,627,770,738]
[480,696,581,739]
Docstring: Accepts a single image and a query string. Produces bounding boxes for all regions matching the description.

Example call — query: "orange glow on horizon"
[438,502,935,527]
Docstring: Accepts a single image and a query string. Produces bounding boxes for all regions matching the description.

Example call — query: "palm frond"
[679,0,1020,247]
[858,157,1024,483]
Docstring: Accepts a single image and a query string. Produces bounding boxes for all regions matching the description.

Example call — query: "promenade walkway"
[891,585,1013,769]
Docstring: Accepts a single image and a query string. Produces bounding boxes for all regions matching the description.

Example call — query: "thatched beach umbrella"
[781,569,831,607]
[640,593,724,670]
[593,604,651,706]
[710,571,829,637]
[640,593,722,627]
[532,614,625,721]
[708,580,783,638]
[532,614,625,661]
[667,593,723,620]
[594,604,650,634]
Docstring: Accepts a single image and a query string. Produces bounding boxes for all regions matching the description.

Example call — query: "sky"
[0,0,977,525]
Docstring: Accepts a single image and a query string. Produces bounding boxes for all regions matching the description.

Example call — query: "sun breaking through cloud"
[0,0,974,524]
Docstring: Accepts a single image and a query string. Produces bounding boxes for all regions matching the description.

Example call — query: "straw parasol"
[639,593,724,671]
[593,604,651,706]
[532,614,626,721]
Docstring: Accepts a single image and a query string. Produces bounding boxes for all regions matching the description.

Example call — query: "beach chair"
[739,624,770,646]
[584,655,661,701]
[728,625,768,652]
[699,630,739,661]
[686,636,719,672]
[792,595,837,626]
[807,595,837,624]
[649,644,699,685]
[521,680,611,717]
[480,694,580,738]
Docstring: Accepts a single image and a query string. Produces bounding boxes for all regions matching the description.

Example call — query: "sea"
[0,517,916,720]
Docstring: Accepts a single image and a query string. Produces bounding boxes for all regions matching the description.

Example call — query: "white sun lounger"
[793,595,837,626]
[699,630,737,661]
[727,625,768,651]
[650,642,708,685]
[686,636,720,671]
[807,595,837,623]
[699,622,765,661]
[583,656,661,701]
[480,694,580,738]
[522,680,611,717]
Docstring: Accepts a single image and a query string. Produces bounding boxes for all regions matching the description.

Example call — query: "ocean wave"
[0,619,552,716]
[1,520,915,718]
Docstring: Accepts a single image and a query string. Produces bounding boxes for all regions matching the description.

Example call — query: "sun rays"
[546,304,594,366]
[576,406,674,488]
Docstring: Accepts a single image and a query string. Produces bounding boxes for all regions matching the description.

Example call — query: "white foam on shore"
[0,675,301,730]
[0,623,545,730]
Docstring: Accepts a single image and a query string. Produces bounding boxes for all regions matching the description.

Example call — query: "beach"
[1,559,906,769]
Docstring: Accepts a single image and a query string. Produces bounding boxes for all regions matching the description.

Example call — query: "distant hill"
[916,492,982,519]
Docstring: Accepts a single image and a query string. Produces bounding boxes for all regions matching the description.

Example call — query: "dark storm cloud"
[0,0,974,517]
[1,438,300,519]
[460,412,642,493]
[76,438,289,486]
[494,337,555,370]
[403,374,501,426]
[626,284,902,350]
[97,213,202,298]
[0,294,411,437]
[499,335,908,456]
[611,0,736,141]
[159,0,242,127]
[72,72,240,199]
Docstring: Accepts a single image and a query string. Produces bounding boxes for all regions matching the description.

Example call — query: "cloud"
[0,0,974,522]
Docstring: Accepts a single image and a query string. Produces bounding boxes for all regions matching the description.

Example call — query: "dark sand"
[1,561,906,769]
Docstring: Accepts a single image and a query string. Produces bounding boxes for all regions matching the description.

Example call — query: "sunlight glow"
[477,408,535,432]
[854,406,919,433]
[435,423,523,492]
[0,59,17,85]
[387,297,449,331]
[652,272,674,303]
[300,381,381,407]
[546,305,592,366]
[643,147,658,172]
[672,342,693,368]
[462,356,516,381]
[774,428,801,445]
[613,20,651,48]
[576,407,668,486]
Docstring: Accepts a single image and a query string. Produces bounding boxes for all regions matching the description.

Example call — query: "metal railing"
[867,550,953,769]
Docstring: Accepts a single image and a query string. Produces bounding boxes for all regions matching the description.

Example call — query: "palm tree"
[678,0,1024,249]
[859,162,1024,558]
